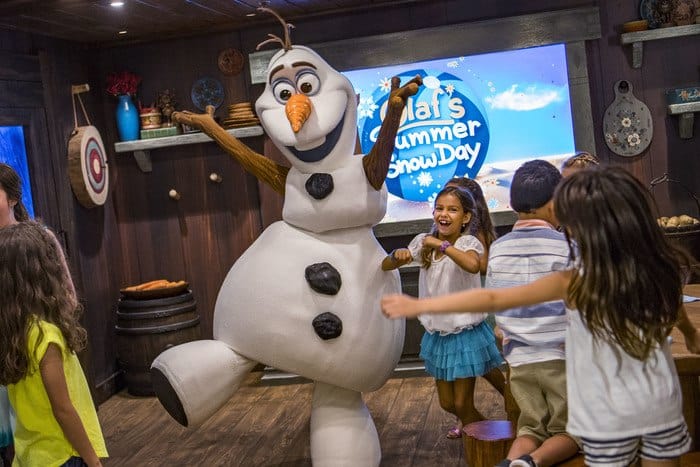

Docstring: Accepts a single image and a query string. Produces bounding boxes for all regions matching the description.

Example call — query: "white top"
[565,307,684,438]
[407,233,485,334]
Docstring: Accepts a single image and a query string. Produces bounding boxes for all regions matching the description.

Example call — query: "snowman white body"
[215,159,403,391]
[152,46,405,466]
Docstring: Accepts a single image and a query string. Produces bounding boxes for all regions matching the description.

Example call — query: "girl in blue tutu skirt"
[382,185,504,439]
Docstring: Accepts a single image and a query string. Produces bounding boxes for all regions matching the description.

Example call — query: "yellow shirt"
[8,320,108,466]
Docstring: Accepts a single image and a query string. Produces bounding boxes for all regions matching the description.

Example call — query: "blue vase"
[115,94,140,141]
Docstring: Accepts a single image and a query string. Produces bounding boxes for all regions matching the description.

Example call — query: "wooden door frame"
[0,107,62,231]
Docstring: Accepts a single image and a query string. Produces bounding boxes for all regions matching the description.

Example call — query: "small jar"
[140,111,162,129]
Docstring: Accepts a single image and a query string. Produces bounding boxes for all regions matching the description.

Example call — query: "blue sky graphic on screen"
[342,43,575,223]
[0,126,36,219]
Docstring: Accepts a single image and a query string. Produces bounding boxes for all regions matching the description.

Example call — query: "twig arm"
[363,75,422,190]
[173,110,289,195]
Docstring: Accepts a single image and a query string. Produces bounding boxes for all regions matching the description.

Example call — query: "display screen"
[342,43,575,224]
[0,126,36,218]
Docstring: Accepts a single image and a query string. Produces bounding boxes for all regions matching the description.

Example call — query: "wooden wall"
[0,0,698,403]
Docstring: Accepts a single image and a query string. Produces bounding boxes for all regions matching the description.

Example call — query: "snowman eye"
[271,79,295,104]
[296,71,320,96]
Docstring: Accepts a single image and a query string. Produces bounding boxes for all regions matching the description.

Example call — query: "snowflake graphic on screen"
[417,171,433,187]
[445,84,455,95]
[379,77,392,92]
[447,61,459,68]
[358,96,378,118]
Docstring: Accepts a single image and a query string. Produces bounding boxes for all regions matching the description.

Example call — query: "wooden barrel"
[115,291,200,396]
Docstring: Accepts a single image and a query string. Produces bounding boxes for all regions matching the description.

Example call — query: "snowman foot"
[150,340,256,427]
[310,381,380,467]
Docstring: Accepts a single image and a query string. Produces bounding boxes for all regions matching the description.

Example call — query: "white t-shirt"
[565,307,684,438]
[407,233,485,334]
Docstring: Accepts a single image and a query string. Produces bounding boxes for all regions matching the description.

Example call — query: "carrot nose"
[285,93,312,133]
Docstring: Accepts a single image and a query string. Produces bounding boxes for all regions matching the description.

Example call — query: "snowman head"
[255,46,358,174]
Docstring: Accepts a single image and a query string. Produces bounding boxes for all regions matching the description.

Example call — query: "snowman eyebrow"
[268,62,317,84]
[292,61,316,69]
[269,65,285,83]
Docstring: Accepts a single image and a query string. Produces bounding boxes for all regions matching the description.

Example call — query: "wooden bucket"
[115,291,200,396]
[462,420,514,466]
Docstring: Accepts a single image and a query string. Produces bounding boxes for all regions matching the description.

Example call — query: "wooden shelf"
[621,24,700,68]
[668,101,700,139]
[114,125,264,172]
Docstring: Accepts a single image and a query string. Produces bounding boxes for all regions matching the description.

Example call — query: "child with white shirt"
[382,185,504,439]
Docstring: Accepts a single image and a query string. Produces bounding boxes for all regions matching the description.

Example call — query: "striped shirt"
[486,219,570,367]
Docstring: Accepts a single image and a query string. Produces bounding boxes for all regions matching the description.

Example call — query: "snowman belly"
[213,221,404,392]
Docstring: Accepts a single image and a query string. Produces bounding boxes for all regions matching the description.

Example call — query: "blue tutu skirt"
[0,386,12,448]
[420,321,504,381]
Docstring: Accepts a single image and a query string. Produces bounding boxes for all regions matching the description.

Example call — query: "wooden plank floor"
[98,371,506,466]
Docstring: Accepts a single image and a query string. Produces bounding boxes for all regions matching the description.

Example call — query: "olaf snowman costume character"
[151,10,422,467]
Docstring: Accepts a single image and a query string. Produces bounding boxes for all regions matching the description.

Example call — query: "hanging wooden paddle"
[68,84,109,208]
[602,80,653,157]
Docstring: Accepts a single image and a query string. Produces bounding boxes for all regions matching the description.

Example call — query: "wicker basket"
[650,174,700,282]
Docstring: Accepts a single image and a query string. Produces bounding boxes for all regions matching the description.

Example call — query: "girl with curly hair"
[0,221,107,467]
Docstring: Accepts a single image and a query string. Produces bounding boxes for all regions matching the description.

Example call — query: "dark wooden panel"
[0,51,40,81]
[0,0,440,45]
[35,42,127,404]
[0,79,43,107]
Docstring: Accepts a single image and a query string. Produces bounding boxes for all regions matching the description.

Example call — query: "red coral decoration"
[106,71,141,96]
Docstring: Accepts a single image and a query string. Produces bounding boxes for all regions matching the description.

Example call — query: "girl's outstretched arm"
[381,248,413,271]
[676,304,700,354]
[41,344,102,467]
[382,270,571,319]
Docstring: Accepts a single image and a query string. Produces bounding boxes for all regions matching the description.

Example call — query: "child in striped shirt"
[486,160,578,467]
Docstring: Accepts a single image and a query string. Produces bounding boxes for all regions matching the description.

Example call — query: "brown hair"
[421,186,476,269]
[0,221,85,385]
[0,163,30,222]
[445,177,496,249]
[554,167,686,360]
[561,151,599,173]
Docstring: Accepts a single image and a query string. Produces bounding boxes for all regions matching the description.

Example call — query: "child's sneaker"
[509,454,537,467]
[445,425,462,439]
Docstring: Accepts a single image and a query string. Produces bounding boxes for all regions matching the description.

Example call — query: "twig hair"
[255,7,295,51]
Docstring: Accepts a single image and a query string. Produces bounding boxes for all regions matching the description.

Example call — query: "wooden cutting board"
[603,80,653,157]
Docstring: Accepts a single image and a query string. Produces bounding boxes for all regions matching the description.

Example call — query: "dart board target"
[68,125,109,208]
